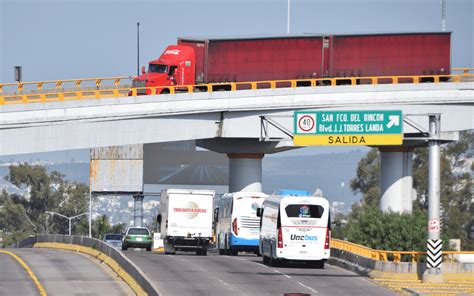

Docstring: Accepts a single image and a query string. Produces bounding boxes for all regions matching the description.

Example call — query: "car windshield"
[149,64,168,73]
[285,204,324,218]
[128,228,150,235]
[104,234,123,240]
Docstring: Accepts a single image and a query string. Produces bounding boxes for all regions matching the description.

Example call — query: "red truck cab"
[132,45,195,94]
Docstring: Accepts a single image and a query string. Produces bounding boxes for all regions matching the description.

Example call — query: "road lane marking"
[283,274,291,279]
[298,281,318,294]
[0,250,47,296]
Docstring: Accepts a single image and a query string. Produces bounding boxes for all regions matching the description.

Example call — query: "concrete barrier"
[329,247,474,282]
[14,235,160,296]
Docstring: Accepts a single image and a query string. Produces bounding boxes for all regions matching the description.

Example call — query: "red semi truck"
[132,32,451,94]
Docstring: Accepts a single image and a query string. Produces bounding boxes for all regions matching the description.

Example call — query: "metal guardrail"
[0,69,473,106]
[331,238,474,263]
[453,67,474,74]
[0,76,131,94]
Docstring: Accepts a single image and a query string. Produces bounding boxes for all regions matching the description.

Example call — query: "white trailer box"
[159,189,215,255]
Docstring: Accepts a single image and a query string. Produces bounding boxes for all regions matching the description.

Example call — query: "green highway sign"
[294,110,403,146]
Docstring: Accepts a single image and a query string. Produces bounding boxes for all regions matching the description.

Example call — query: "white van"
[257,189,330,268]
[214,192,267,255]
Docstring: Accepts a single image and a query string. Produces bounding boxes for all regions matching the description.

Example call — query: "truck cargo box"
[329,32,451,77]
[178,32,450,84]
[178,35,326,83]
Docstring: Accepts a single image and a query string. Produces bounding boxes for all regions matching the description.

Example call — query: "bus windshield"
[149,64,168,73]
[285,204,324,219]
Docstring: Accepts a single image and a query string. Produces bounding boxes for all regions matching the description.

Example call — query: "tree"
[1,163,92,243]
[346,131,473,250]
[350,148,380,207]
[345,205,427,252]
[0,191,35,245]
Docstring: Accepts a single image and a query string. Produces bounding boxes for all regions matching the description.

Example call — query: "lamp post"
[137,22,140,76]
[46,211,89,236]
[287,0,291,34]
[89,191,92,238]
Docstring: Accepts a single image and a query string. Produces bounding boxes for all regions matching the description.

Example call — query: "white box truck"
[157,189,215,255]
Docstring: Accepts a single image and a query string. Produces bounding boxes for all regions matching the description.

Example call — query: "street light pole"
[46,211,89,236]
[287,0,291,34]
[137,22,140,76]
[89,191,92,238]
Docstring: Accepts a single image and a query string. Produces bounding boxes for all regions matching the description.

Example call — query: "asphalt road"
[125,250,396,296]
[0,251,38,296]
[5,249,133,296]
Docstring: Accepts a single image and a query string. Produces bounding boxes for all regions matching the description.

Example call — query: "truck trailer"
[132,32,451,94]
[158,189,214,255]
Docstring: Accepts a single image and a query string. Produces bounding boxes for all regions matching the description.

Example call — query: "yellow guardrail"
[331,238,474,263]
[453,67,474,74]
[0,69,473,106]
[0,76,131,94]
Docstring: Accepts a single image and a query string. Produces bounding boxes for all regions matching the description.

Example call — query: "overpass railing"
[1,69,473,106]
[331,238,474,263]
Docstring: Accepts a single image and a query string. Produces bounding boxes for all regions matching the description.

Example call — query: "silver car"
[103,233,124,249]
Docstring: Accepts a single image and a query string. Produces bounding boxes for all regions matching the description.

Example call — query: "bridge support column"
[379,147,414,213]
[133,193,144,227]
[228,153,264,192]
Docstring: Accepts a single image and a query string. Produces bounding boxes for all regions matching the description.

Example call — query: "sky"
[0,0,472,161]
[0,0,473,83]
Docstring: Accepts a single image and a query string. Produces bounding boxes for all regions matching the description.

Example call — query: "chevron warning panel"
[427,239,442,268]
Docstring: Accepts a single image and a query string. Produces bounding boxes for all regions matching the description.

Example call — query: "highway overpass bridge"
[0,78,473,212]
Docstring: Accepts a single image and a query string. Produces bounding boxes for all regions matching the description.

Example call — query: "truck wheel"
[164,242,176,255]
[202,249,208,256]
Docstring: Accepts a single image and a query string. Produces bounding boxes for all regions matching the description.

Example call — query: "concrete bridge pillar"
[197,138,297,193]
[133,194,144,227]
[380,147,414,213]
[228,153,264,192]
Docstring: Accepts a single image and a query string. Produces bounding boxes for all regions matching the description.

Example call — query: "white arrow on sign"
[386,115,400,129]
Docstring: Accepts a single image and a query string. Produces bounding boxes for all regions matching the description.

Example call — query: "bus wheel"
[263,255,269,265]
[231,250,238,256]
[219,249,225,255]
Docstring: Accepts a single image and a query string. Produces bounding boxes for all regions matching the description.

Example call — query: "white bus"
[214,192,267,255]
[257,189,330,268]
